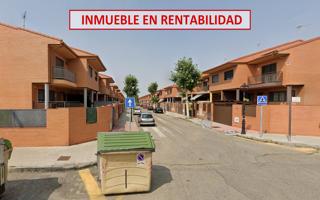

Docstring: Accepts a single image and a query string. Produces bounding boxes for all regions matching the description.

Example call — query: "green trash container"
[97,132,155,195]
[0,138,12,195]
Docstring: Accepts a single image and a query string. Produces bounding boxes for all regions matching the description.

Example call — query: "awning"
[191,94,204,101]
[159,99,164,103]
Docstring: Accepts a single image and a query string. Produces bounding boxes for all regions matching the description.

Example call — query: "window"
[262,63,277,75]
[203,81,208,87]
[212,74,219,83]
[89,66,93,77]
[269,91,286,102]
[38,89,44,102]
[38,89,55,102]
[224,70,234,80]
[55,57,64,67]
[95,72,98,81]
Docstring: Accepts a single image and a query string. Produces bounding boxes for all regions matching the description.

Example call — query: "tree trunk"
[186,94,190,118]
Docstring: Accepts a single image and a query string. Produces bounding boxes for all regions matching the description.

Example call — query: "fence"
[0,109,46,127]
[232,104,320,136]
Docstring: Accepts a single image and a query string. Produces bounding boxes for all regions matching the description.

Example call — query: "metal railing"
[0,109,46,127]
[53,66,76,83]
[94,101,114,107]
[202,85,209,91]
[48,101,83,108]
[248,72,282,85]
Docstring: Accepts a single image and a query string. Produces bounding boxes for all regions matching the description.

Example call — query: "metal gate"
[214,103,233,125]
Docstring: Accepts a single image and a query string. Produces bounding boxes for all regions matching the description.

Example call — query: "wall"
[0,106,113,147]
[208,64,252,92]
[232,104,320,136]
[282,39,320,105]
[69,106,112,145]
[0,24,59,109]
[0,109,70,147]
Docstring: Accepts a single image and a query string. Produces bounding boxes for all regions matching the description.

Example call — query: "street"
[4,112,320,200]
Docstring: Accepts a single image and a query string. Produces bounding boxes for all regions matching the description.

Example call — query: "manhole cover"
[57,156,71,161]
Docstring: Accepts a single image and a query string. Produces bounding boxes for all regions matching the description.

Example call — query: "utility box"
[97,132,155,195]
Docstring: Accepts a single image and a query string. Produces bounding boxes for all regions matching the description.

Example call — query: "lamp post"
[240,83,249,135]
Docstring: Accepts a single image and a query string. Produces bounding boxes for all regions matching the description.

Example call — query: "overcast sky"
[1,0,319,96]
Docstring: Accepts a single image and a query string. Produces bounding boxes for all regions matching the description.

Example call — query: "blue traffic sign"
[125,97,135,108]
[257,95,268,106]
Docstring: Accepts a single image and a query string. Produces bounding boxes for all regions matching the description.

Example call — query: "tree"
[123,74,140,98]
[151,95,159,105]
[170,57,201,118]
[148,82,159,107]
[148,82,158,96]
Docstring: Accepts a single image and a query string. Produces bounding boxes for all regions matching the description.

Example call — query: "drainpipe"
[84,88,87,108]
[236,89,240,101]
[44,83,49,109]
[91,90,94,107]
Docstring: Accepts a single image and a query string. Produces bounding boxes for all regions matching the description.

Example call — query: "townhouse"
[193,37,320,136]
[149,37,320,136]
[0,22,124,146]
[139,94,151,108]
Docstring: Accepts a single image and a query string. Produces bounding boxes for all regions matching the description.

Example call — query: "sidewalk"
[112,109,140,132]
[165,111,320,149]
[9,111,139,171]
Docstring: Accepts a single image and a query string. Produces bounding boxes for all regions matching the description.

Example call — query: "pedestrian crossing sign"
[257,95,268,106]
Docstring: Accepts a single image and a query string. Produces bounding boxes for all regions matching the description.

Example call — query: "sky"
[1,0,319,96]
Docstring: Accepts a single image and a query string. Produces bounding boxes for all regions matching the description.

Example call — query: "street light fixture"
[240,83,249,135]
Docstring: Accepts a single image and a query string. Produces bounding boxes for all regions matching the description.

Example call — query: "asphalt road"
[4,112,320,200]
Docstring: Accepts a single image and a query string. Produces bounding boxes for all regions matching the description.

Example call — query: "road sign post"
[125,97,136,128]
[257,95,268,137]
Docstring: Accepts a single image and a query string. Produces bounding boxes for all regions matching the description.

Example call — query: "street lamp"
[240,83,249,135]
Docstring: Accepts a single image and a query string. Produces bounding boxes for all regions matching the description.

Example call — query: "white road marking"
[159,126,174,136]
[155,115,184,134]
[155,116,166,123]
[151,127,166,138]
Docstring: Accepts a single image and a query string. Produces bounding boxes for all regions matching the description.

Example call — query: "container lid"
[97,132,155,153]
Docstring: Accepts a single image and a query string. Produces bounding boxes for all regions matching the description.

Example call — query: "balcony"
[53,66,76,83]
[202,85,209,91]
[248,72,283,85]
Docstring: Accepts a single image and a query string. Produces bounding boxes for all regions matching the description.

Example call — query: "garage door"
[214,104,232,126]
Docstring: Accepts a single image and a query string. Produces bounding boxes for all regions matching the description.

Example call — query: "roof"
[97,132,155,153]
[202,39,305,74]
[0,22,106,71]
[99,73,115,83]
[71,47,97,57]
[0,22,62,42]
[163,84,177,89]
[139,94,151,100]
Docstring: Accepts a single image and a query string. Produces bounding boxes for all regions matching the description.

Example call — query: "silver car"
[138,113,156,126]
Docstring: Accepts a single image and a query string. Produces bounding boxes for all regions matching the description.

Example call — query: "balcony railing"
[48,101,83,108]
[202,85,209,91]
[53,66,76,83]
[248,72,282,85]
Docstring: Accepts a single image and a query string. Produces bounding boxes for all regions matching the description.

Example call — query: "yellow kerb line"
[78,169,106,200]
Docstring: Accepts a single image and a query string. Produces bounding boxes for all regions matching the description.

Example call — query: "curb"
[9,161,97,173]
[165,112,320,151]
[236,134,320,150]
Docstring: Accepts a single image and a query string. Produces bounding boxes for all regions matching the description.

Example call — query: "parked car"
[147,106,154,110]
[154,107,164,113]
[138,113,156,126]
[133,107,142,115]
